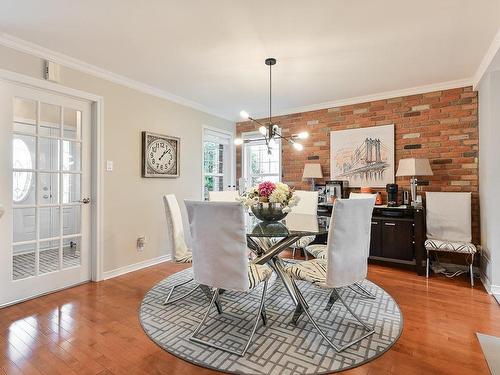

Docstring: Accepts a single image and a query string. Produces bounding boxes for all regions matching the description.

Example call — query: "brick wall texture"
[236,86,480,243]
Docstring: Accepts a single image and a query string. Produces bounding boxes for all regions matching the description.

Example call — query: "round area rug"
[140,268,402,375]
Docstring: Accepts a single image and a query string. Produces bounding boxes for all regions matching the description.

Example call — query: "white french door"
[0,80,91,307]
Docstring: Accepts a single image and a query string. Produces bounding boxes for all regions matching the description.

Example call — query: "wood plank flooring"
[1,258,499,375]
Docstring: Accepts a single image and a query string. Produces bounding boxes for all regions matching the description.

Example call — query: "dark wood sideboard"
[315,204,426,275]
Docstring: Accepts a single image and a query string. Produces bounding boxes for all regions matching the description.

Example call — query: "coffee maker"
[386,183,399,207]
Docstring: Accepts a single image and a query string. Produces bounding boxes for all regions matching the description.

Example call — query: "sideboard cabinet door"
[369,219,383,257]
[381,220,414,260]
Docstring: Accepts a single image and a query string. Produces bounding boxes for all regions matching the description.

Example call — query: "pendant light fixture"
[234,58,308,154]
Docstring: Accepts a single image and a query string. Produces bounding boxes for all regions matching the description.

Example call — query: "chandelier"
[234,58,308,154]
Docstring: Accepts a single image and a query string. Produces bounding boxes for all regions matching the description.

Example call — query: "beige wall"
[0,45,235,273]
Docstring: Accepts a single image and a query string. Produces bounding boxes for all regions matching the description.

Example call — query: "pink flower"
[258,181,276,197]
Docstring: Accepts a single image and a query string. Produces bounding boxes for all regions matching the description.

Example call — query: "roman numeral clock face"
[142,132,180,178]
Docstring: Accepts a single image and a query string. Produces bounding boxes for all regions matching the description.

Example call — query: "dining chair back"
[185,200,250,291]
[163,194,191,262]
[426,192,471,242]
[326,198,375,288]
[291,190,318,215]
[208,190,240,202]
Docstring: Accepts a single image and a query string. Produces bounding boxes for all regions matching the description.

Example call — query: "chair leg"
[426,250,430,278]
[163,277,198,305]
[469,254,474,287]
[347,282,376,300]
[291,247,296,259]
[304,248,308,261]
[324,289,339,311]
[290,281,374,352]
[190,281,268,357]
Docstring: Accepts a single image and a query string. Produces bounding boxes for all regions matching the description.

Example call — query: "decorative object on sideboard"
[386,183,399,207]
[316,184,326,203]
[325,180,348,202]
[330,124,395,187]
[395,158,433,207]
[234,58,308,154]
[141,131,180,178]
[375,192,383,205]
[302,163,323,191]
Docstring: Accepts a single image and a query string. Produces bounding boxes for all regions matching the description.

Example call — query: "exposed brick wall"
[236,87,479,243]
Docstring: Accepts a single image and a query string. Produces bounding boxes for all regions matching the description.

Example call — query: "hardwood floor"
[1,259,499,375]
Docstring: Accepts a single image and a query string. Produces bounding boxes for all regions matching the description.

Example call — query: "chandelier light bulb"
[234,138,243,145]
[259,126,267,136]
[239,110,250,119]
[293,142,304,151]
[297,131,309,139]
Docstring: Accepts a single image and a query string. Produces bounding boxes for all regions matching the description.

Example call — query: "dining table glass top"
[246,213,330,238]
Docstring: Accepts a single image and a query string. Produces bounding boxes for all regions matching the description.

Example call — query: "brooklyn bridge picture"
[330,124,395,187]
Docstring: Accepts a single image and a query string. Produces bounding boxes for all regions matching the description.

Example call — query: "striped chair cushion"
[291,235,316,249]
[284,259,327,286]
[305,244,327,259]
[175,252,193,263]
[425,239,476,254]
[248,263,273,289]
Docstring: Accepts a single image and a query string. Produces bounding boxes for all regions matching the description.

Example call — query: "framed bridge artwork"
[330,124,395,188]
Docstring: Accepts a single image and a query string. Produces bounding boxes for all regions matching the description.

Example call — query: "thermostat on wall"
[44,60,60,83]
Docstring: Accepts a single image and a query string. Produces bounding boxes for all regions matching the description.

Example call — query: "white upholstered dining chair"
[185,200,272,356]
[306,192,376,260]
[208,190,239,202]
[425,192,476,286]
[162,194,196,304]
[285,198,375,352]
[289,190,318,259]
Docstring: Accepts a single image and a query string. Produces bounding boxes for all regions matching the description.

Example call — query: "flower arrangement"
[239,181,300,213]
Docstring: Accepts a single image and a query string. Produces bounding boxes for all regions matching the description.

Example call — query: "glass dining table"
[246,213,330,305]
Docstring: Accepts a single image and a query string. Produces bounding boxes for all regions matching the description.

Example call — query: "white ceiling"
[1,0,499,120]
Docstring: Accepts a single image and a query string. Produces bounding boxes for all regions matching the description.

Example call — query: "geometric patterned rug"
[140,267,403,374]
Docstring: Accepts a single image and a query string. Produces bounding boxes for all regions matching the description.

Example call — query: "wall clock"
[141,131,180,178]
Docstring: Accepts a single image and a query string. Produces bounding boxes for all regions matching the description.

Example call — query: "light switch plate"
[106,160,113,171]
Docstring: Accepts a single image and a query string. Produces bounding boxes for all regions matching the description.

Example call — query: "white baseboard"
[103,254,171,280]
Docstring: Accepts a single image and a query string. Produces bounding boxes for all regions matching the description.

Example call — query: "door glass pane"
[39,138,60,170]
[39,173,59,204]
[39,240,60,274]
[63,206,81,236]
[63,237,81,268]
[13,243,36,280]
[62,141,81,171]
[13,97,37,134]
[13,171,36,205]
[13,135,36,169]
[40,102,61,137]
[39,207,60,239]
[13,207,36,242]
[62,174,80,203]
[63,108,81,140]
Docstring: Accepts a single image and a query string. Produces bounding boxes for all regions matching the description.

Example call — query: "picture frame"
[330,124,395,187]
[141,131,180,178]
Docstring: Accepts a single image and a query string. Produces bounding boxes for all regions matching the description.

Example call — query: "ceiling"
[1,0,499,121]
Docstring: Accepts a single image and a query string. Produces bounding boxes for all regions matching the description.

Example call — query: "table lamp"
[302,163,323,191]
[395,158,433,207]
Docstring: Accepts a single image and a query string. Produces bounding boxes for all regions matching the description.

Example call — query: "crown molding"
[0,33,233,121]
[473,27,500,89]
[247,78,473,120]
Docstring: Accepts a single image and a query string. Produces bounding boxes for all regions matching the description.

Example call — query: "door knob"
[74,197,90,204]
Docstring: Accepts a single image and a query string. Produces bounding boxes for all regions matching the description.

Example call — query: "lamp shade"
[302,163,323,179]
[396,158,433,177]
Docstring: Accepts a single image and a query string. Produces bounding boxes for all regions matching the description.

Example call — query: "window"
[203,128,233,199]
[12,138,33,203]
[243,132,281,188]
